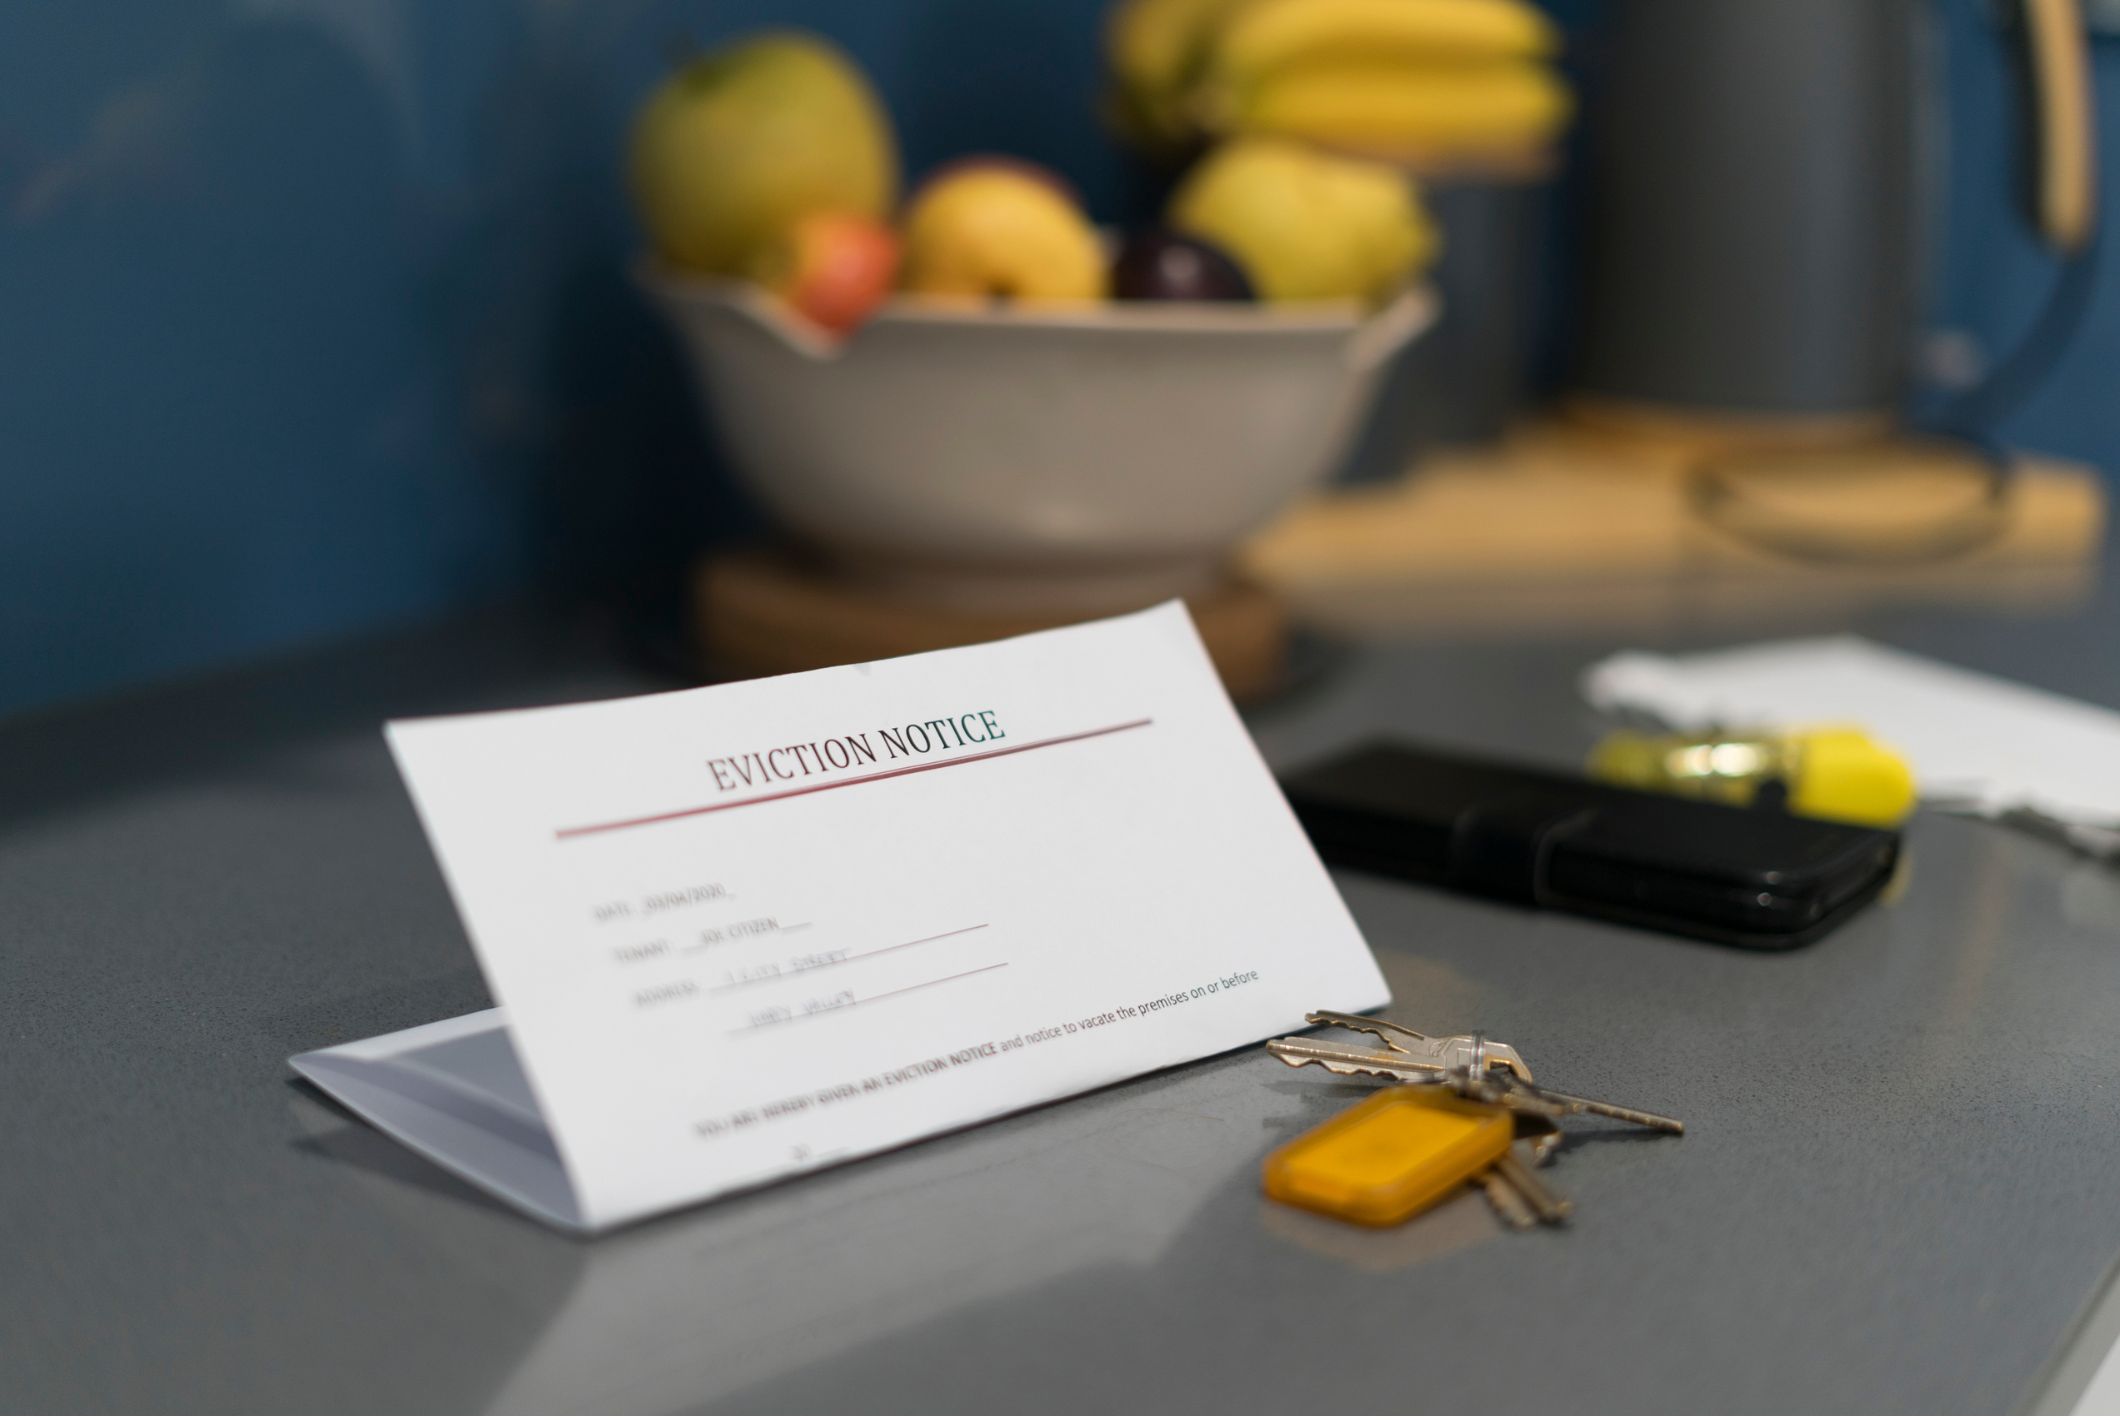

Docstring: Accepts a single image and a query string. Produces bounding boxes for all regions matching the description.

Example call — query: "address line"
[727,962,1010,1035]
[708,923,991,994]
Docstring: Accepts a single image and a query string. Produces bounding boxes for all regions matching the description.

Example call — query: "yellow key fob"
[1588,724,1916,828]
[1783,726,1918,827]
[1262,1085,1514,1227]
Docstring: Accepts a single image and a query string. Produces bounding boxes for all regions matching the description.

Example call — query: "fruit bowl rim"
[636,259,1435,337]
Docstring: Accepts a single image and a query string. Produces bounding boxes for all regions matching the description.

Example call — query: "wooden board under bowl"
[693,550,1291,701]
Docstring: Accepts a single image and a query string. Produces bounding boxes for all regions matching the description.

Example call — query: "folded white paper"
[1584,634,2120,827]
[293,603,1385,1232]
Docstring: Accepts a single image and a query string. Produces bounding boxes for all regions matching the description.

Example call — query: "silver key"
[1266,1033,1537,1087]
[1265,1038,1685,1135]
[1517,1114,1565,1167]
[1474,1146,1570,1229]
[1265,1037,1455,1083]
[1304,1011,1535,1081]
[1491,1147,1572,1224]
[1478,1168,1539,1229]
[1462,1067,1686,1136]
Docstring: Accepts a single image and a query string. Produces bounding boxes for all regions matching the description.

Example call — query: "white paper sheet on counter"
[293,602,1386,1233]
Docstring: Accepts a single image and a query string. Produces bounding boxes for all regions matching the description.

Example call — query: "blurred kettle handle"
[2019,0,2099,251]
[1344,285,1439,375]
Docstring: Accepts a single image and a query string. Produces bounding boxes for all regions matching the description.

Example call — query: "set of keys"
[1260,1010,1684,1231]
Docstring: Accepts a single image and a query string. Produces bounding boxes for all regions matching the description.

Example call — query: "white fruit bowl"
[641,263,1436,610]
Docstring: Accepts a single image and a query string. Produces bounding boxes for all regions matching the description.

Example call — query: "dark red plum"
[1110,230,1256,302]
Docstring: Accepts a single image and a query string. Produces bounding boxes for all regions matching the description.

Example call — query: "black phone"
[1280,740,1900,950]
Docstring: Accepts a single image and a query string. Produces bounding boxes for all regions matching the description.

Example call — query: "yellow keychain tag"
[1262,1085,1514,1227]
[1588,724,1916,827]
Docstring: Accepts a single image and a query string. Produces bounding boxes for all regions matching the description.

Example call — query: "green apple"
[630,32,899,275]
[1167,138,1435,302]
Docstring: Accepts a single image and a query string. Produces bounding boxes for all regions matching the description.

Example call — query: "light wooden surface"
[1242,422,2107,634]
[693,550,1291,699]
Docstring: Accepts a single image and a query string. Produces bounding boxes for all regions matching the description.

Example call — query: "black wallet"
[1280,740,1901,950]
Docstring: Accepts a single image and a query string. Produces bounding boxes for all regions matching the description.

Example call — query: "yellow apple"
[629,32,898,275]
[899,161,1108,304]
[1167,138,1436,302]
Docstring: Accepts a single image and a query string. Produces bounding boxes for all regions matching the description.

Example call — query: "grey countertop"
[8,593,2120,1413]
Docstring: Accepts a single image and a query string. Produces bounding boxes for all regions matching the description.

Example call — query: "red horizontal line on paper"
[554,718,1152,840]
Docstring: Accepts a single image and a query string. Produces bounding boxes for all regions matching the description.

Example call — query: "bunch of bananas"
[1107,0,1570,167]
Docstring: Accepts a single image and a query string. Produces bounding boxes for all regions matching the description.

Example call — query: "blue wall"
[1929,1,2120,446]
[0,0,1132,716]
[0,0,2115,717]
